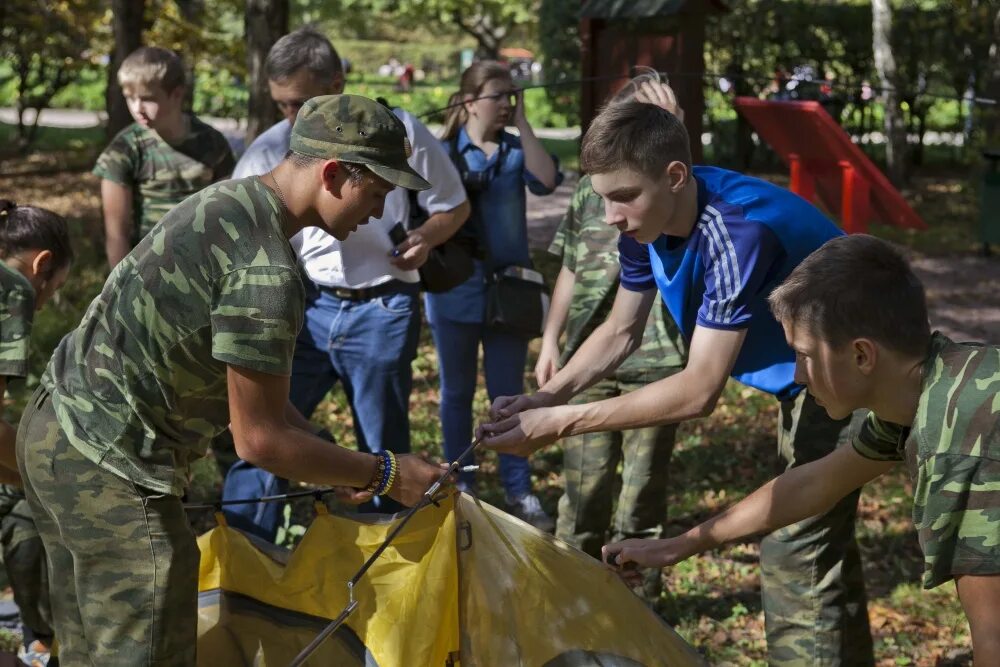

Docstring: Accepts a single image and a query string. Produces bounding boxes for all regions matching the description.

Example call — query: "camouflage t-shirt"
[93,115,236,245]
[43,177,304,495]
[548,175,685,377]
[0,262,34,379]
[853,332,1000,588]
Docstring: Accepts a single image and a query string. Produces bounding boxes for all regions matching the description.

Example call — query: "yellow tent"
[197,493,704,666]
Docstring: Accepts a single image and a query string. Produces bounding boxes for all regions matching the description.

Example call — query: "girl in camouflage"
[0,199,73,667]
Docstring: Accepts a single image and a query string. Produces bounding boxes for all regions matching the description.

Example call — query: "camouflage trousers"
[763,390,874,666]
[0,484,53,642]
[556,373,678,560]
[16,388,199,666]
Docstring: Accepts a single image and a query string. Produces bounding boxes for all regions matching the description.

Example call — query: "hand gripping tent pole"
[288,437,483,667]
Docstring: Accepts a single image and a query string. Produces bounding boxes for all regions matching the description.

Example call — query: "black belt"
[317,279,416,301]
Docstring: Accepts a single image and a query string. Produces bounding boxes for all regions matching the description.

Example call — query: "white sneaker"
[505,493,555,533]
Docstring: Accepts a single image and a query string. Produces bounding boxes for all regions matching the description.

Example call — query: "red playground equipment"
[732,97,926,234]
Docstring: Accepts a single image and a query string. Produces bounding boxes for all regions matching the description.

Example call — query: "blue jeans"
[428,316,532,498]
[223,282,421,540]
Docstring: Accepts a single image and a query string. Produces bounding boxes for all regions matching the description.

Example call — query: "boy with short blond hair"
[605,234,1000,664]
[94,46,235,268]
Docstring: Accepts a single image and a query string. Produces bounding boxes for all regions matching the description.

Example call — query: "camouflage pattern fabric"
[290,94,430,191]
[549,177,684,606]
[17,388,198,666]
[93,115,236,244]
[556,374,678,571]
[0,262,51,640]
[42,176,304,496]
[853,332,1000,589]
[764,390,874,666]
[0,261,34,379]
[547,175,685,375]
[0,492,53,641]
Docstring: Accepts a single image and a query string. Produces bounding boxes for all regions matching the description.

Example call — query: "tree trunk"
[872,0,907,186]
[107,0,146,139]
[245,0,288,145]
[981,7,1000,147]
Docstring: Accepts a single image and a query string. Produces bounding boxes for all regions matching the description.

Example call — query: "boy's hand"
[534,340,560,387]
[488,391,560,422]
[602,537,695,586]
[386,454,451,507]
[477,407,565,457]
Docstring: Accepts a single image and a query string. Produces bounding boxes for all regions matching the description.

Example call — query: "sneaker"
[18,640,51,667]
[505,493,555,533]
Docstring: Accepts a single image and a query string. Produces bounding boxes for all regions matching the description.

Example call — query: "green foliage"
[537,0,581,125]
[0,0,108,150]
[359,0,538,57]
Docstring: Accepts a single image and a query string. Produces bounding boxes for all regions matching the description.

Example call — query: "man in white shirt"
[224,27,469,534]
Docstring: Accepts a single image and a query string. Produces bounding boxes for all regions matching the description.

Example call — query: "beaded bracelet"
[364,452,386,495]
[383,451,398,495]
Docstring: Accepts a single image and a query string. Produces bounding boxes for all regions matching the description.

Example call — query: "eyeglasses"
[275,99,309,115]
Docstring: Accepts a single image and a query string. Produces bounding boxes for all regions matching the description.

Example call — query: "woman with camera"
[427,60,562,530]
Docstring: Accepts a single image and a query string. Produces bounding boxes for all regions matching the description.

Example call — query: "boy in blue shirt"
[480,100,874,665]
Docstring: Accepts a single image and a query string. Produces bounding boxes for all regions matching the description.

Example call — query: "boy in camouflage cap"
[17,94,440,665]
[605,234,1000,663]
[94,46,235,268]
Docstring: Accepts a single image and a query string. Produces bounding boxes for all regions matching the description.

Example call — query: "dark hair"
[0,200,74,276]
[284,151,368,184]
[441,60,512,141]
[580,100,690,178]
[266,26,344,84]
[768,235,931,358]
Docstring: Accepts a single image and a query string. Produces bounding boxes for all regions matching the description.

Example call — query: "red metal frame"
[733,97,925,233]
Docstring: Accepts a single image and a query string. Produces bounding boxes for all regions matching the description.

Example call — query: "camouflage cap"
[290,94,431,191]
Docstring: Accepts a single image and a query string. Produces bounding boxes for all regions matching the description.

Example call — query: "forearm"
[541,267,575,348]
[101,180,133,268]
[417,201,470,247]
[283,401,320,434]
[515,120,557,189]
[676,456,870,556]
[540,315,642,403]
[104,228,131,268]
[557,365,720,435]
[240,423,377,488]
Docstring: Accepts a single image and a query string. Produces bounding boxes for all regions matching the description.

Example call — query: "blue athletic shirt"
[618,166,844,400]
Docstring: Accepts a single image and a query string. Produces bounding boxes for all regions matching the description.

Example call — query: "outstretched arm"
[481,322,745,457]
[227,364,444,506]
[603,445,895,575]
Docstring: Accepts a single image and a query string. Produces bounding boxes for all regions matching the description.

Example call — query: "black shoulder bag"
[469,138,549,339]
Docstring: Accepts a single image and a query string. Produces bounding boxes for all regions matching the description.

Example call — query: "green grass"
[0,121,104,159]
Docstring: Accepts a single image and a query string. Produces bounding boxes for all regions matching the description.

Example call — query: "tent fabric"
[197,493,704,666]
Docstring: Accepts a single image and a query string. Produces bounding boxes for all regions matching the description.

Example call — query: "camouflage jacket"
[93,115,236,245]
[43,177,304,495]
[853,332,1000,587]
[548,175,685,377]
[0,262,34,380]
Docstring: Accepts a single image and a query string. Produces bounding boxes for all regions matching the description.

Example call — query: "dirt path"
[528,176,1000,344]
